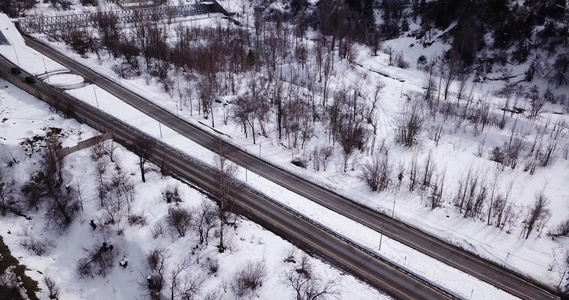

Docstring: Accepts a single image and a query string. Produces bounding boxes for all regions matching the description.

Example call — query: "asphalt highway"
[22,36,557,300]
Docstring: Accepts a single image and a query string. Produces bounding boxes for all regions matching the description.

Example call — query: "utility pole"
[93,86,99,108]
[555,263,568,300]
[245,155,248,182]
[378,221,384,251]
[379,200,396,251]
[11,40,20,65]
[42,57,49,82]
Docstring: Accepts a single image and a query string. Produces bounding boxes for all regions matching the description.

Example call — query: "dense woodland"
[1,0,569,298]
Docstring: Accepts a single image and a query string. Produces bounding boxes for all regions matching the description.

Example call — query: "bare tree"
[94,157,109,207]
[0,168,22,217]
[506,134,524,169]
[364,84,384,141]
[143,247,168,299]
[486,169,502,225]
[101,195,122,225]
[0,0,36,18]
[202,289,223,300]
[421,151,436,190]
[132,138,153,183]
[179,273,205,300]
[561,143,569,160]
[110,166,134,211]
[193,199,218,246]
[197,74,216,126]
[321,52,334,106]
[453,166,486,219]
[311,145,334,172]
[443,52,459,102]
[283,254,340,300]
[312,147,323,172]
[73,178,87,212]
[502,203,521,234]
[21,136,79,231]
[233,96,257,143]
[91,141,105,161]
[360,151,392,192]
[96,165,134,233]
[203,257,219,275]
[429,169,445,210]
[319,146,334,171]
[548,219,569,240]
[408,153,419,192]
[248,77,270,138]
[169,258,193,300]
[492,180,514,230]
[151,219,165,239]
[396,95,425,147]
[97,12,121,58]
[166,206,193,238]
[273,78,285,140]
[230,260,267,298]
[528,86,545,119]
[44,276,60,300]
[137,22,169,69]
[456,77,468,103]
[283,97,312,150]
[102,140,119,163]
[537,136,560,168]
[524,191,551,239]
[336,116,367,172]
[423,63,437,106]
[76,241,117,278]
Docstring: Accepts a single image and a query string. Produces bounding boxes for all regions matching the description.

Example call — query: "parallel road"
[24,36,556,299]
[0,54,453,300]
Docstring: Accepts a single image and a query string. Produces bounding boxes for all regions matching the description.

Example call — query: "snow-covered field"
[1,0,569,298]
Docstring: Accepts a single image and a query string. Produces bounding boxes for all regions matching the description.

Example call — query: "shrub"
[230,261,267,298]
[76,242,117,278]
[166,207,192,238]
[21,237,53,256]
[204,258,219,274]
[395,51,410,69]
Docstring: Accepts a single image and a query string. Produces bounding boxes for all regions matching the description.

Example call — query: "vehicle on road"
[11,67,21,74]
[25,75,37,84]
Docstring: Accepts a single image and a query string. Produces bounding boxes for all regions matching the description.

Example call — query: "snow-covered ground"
[1,1,569,298]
